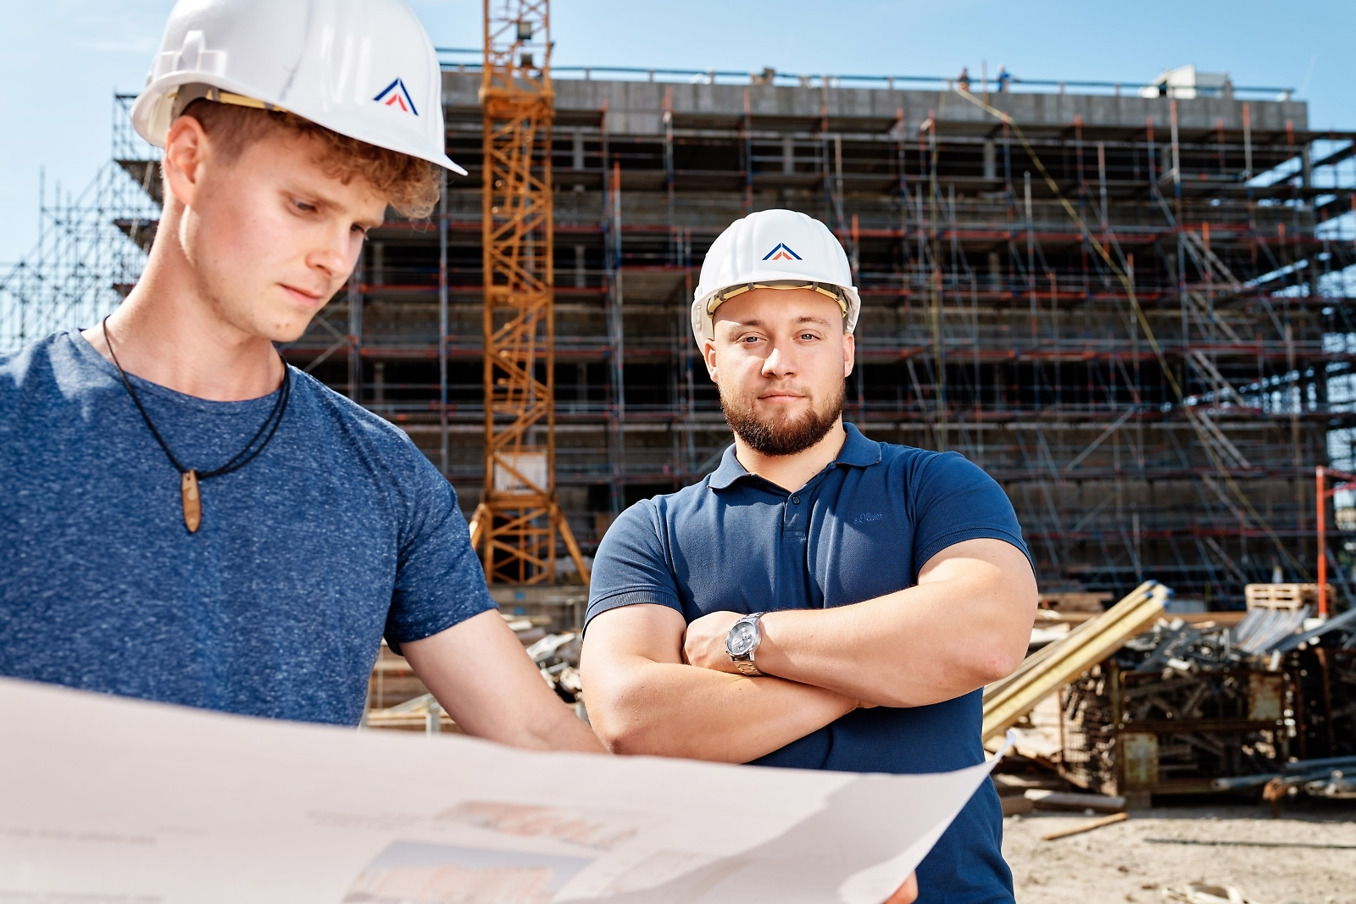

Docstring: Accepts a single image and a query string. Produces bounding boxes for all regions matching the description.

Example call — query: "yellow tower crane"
[470,0,588,585]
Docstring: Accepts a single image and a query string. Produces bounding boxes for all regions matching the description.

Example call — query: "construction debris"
[363,614,586,732]
[1242,754,1356,816]
[1039,811,1128,841]
[987,569,1356,805]
[1162,882,1265,904]
[1055,602,1356,802]
[1211,754,1356,793]
[1023,789,1126,813]
[982,581,1169,744]
[525,630,585,709]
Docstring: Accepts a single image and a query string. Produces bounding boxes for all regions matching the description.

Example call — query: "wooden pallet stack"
[1244,583,1333,611]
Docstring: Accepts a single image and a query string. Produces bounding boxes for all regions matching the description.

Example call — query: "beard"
[719,380,845,457]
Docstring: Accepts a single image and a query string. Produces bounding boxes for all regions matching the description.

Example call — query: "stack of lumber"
[982,580,1169,744]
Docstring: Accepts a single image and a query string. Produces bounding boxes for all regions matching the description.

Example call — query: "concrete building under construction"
[5,62,1356,607]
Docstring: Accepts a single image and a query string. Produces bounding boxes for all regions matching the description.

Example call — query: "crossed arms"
[579,537,1038,763]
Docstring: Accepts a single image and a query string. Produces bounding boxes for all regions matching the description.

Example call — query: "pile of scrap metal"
[1213,754,1356,815]
[1115,603,1356,675]
[1059,643,1293,798]
[983,578,1356,805]
[524,630,585,713]
[1055,602,1356,801]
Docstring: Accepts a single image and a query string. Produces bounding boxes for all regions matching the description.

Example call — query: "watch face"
[727,620,758,656]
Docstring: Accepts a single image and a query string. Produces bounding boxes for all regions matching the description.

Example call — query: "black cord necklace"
[101,317,291,533]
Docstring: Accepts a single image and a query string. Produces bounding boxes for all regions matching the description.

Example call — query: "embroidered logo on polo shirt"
[853,512,884,524]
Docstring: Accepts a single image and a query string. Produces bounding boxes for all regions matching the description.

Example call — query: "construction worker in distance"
[0,0,602,754]
[580,208,1039,903]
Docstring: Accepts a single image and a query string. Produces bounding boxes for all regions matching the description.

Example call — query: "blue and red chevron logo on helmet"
[373,78,419,116]
[762,243,801,261]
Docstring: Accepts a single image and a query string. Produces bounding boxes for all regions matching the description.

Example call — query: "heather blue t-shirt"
[0,331,496,725]
[587,424,1033,904]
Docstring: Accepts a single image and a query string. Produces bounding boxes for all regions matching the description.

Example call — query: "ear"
[843,330,856,378]
[702,338,719,383]
[161,115,211,208]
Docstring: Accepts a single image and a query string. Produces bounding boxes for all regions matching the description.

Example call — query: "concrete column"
[783,134,795,174]
[983,139,997,181]
[574,244,587,289]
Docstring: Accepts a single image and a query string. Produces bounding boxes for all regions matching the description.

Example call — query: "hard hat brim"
[131,76,469,177]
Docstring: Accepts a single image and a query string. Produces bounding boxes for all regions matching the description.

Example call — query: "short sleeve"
[585,501,684,629]
[383,458,497,652]
[909,451,1034,577]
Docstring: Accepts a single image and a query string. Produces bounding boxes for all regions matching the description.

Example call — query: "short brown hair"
[180,99,442,218]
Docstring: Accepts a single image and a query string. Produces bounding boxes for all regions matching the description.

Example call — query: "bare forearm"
[506,695,607,754]
[403,612,605,754]
[582,658,856,763]
[753,592,1014,707]
[745,544,1037,708]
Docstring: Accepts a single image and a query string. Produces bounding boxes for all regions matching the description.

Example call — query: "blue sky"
[2,0,1354,267]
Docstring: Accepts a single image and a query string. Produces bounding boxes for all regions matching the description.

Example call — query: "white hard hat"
[131,0,466,175]
[691,209,860,346]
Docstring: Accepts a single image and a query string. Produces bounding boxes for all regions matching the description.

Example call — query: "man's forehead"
[714,290,846,328]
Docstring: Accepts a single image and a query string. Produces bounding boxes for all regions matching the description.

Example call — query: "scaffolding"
[9,70,1356,608]
[415,68,1356,606]
[0,96,159,353]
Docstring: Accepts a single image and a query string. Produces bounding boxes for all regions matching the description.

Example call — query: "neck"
[733,421,847,491]
[82,213,284,401]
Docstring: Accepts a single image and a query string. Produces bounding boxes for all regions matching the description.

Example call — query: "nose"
[761,340,797,378]
[308,223,359,283]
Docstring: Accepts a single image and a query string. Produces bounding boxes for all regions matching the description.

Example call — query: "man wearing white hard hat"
[581,209,1038,902]
[0,0,601,753]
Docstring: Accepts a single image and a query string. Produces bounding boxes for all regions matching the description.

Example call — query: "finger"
[882,872,918,904]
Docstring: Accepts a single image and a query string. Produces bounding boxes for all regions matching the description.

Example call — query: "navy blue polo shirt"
[587,423,1032,903]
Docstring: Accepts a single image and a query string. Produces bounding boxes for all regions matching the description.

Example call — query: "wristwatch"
[725,611,765,676]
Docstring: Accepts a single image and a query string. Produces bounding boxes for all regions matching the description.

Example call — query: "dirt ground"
[1001,796,1356,904]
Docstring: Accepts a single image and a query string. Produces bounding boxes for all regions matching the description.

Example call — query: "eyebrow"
[286,181,386,231]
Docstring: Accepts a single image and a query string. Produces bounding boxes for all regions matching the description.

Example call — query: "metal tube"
[1318,467,1328,617]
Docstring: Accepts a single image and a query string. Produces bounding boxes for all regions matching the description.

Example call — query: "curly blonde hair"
[180,99,443,218]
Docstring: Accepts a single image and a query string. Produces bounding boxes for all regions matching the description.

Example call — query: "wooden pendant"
[181,469,202,533]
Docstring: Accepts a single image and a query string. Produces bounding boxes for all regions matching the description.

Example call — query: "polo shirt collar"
[837,423,882,467]
[708,422,881,490]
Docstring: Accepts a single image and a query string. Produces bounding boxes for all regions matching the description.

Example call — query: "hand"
[682,610,746,673]
[883,872,918,904]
